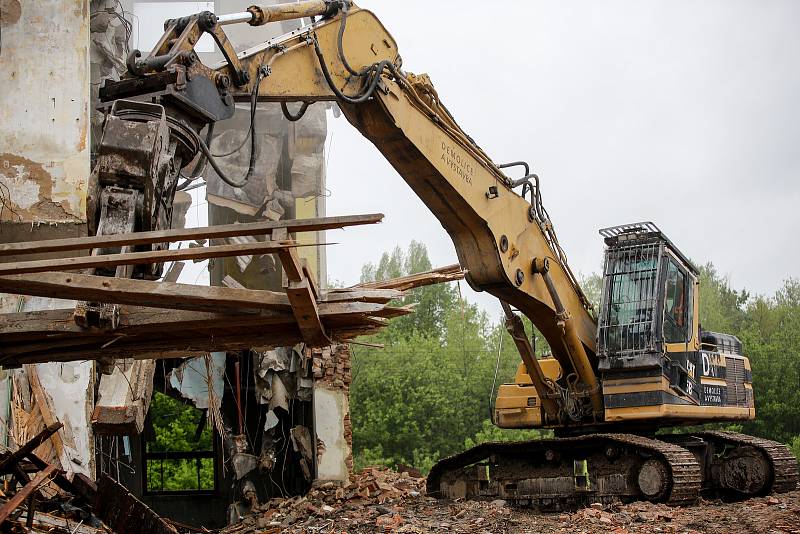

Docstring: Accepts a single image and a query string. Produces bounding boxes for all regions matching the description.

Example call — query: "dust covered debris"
[220,466,800,534]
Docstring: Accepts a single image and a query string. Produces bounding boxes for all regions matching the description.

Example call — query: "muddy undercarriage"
[427,431,799,511]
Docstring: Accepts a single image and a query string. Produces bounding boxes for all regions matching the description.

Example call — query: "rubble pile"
[221,466,800,534]
[221,467,430,533]
[548,493,800,534]
[0,491,105,533]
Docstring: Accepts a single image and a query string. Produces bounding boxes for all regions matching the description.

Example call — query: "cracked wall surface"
[0,0,90,224]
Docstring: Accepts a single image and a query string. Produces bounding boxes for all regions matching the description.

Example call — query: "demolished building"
[0,0,416,529]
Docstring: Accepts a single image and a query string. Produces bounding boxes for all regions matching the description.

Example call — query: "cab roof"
[599,222,699,275]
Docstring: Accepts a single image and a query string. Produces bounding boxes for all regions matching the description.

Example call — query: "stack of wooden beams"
[0,214,465,366]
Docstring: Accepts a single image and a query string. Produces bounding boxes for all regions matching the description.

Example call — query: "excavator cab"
[597,222,699,370]
[596,222,754,423]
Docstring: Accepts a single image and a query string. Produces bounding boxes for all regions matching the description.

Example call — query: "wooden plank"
[355,263,465,291]
[278,246,327,346]
[0,213,383,257]
[302,261,319,300]
[0,240,315,276]
[278,247,304,282]
[0,301,392,340]
[25,367,71,476]
[17,510,101,534]
[94,475,177,534]
[0,464,57,525]
[322,288,404,303]
[92,359,156,435]
[0,423,62,475]
[286,279,328,346]
[0,272,292,314]
[23,452,88,502]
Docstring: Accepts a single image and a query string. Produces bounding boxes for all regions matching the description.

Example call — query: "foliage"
[146,392,215,491]
[360,241,457,340]
[697,262,749,334]
[733,278,800,444]
[351,242,553,473]
[578,272,604,312]
[463,419,553,449]
[792,436,800,462]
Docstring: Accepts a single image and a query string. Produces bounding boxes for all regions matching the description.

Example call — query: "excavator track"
[695,431,799,496]
[427,433,701,510]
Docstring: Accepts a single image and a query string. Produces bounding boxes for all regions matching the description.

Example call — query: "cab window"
[663,260,689,343]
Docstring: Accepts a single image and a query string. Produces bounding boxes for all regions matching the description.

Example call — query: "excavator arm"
[97,0,602,423]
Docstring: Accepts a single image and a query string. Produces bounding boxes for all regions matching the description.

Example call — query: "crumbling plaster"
[0,0,90,223]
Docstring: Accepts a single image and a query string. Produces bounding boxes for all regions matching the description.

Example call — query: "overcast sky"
[320,0,800,317]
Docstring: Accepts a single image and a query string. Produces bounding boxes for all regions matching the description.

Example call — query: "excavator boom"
[101,0,602,424]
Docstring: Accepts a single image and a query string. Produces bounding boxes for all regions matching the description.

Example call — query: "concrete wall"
[314,388,350,481]
[0,0,89,226]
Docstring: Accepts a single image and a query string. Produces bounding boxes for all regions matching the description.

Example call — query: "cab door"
[662,256,700,402]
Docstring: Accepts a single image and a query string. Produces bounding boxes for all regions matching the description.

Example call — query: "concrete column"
[0,0,95,476]
[311,344,353,483]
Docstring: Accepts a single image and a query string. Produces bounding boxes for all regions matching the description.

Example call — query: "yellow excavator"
[91,0,798,508]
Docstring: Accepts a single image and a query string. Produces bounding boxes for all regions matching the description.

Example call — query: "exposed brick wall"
[310,343,353,475]
[310,344,352,391]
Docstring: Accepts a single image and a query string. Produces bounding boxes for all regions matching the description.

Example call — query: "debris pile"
[218,465,800,534]
[0,423,176,533]
[220,467,426,533]
[547,493,800,534]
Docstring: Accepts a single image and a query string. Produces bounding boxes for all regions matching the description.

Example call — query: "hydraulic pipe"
[234,357,244,435]
[217,12,254,25]
[219,1,339,27]
[533,258,604,418]
[501,301,561,422]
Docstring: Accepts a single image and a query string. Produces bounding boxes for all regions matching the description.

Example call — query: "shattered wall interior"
[0,0,351,529]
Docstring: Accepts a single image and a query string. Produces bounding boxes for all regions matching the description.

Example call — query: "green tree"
[146,392,214,491]
[360,240,458,340]
[351,242,551,473]
[463,419,552,449]
[697,263,749,333]
[738,279,800,442]
[578,272,603,312]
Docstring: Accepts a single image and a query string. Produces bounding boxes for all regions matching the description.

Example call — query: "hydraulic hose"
[311,33,389,104]
[194,128,257,188]
[281,101,310,121]
[189,66,269,188]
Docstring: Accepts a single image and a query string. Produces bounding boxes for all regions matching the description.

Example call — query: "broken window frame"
[141,394,221,497]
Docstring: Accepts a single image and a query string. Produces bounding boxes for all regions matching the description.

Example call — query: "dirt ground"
[222,468,800,534]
